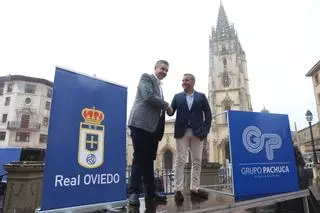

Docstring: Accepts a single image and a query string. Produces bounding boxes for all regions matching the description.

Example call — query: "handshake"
[166,106,174,116]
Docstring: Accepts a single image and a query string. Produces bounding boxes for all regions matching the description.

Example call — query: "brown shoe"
[190,189,208,199]
[174,191,184,203]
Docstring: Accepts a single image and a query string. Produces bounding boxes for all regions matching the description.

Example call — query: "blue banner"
[41,67,127,210]
[228,110,299,201]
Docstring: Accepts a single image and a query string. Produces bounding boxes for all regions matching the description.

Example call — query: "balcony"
[7,121,41,131]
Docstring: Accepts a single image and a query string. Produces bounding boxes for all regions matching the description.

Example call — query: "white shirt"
[153,74,163,99]
[153,74,165,116]
[185,91,194,110]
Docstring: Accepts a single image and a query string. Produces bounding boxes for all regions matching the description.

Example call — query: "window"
[315,74,319,84]
[4,97,10,106]
[25,84,36,94]
[45,101,51,110]
[20,114,30,128]
[2,114,7,123]
[16,132,30,142]
[223,58,227,67]
[25,97,32,105]
[43,117,48,126]
[222,72,231,87]
[47,88,52,98]
[39,134,48,143]
[7,83,13,93]
[224,104,231,121]
[0,132,5,141]
[0,82,4,95]
[221,45,227,54]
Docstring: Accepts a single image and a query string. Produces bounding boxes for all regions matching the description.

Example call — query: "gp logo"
[242,126,282,160]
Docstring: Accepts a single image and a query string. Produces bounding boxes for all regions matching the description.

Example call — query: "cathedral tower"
[208,2,252,164]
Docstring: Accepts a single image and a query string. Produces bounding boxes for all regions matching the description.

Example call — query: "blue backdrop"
[41,67,127,210]
[228,110,299,201]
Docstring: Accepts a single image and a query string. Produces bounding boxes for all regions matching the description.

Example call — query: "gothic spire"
[215,1,235,40]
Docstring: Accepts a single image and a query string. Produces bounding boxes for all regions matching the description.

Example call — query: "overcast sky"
[0,0,319,130]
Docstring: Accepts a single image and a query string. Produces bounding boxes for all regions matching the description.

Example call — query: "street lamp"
[305,110,318,164]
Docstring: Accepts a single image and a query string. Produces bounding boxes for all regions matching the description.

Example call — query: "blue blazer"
[170,91,212,139]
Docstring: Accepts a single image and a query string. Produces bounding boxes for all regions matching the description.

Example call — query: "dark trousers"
[129,127,159,195]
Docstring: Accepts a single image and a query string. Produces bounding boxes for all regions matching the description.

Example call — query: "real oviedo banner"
[227,110,299,201]
[41,67,127,211]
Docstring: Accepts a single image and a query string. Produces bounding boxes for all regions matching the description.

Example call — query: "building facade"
[293,59,320,161]
[207,3,252,164]
[293,122,320,161]
[126,3,253,169]
[306,59,320,121]
[0,75,53,148]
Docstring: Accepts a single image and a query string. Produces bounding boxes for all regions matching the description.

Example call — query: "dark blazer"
[170,91,212,139]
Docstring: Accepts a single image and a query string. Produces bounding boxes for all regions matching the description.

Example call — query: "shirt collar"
[153,74,162,85]
[184,91,194,97]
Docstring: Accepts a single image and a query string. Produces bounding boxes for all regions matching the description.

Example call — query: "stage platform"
[126,191,235,213]
[99,189,309,213]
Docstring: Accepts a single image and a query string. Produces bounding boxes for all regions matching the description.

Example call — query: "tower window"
[224,104,231,121]
[221,45,227,54]
[223,58,227,67]
[225,104,231,111]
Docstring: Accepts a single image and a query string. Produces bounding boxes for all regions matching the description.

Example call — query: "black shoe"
[128,193,140,207]
[174,191,184,203]
[144,200,157,213]
[190,189,208,199]
[128,205,140,213]
[145,191,167,202]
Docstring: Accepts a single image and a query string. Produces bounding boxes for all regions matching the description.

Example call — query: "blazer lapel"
[150,74,161,98]
[189,91,198,112]
[181,93,189,111]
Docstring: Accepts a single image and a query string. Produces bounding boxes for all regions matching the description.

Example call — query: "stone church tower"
[207,3,252,164]
[126,3,253,170]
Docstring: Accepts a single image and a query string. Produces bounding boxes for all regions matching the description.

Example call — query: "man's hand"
[198,136,205,141]
[166,106,173,116]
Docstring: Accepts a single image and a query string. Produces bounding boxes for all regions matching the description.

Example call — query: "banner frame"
[39,67,128,212]
[36,200,127,213]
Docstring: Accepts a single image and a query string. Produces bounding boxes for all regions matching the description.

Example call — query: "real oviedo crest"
[78,107,105,169]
